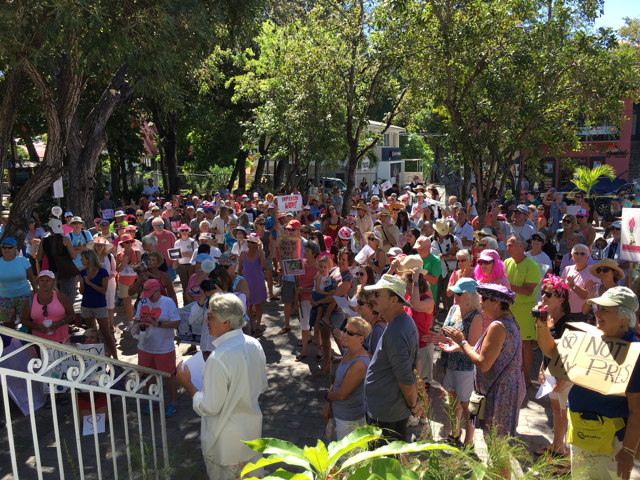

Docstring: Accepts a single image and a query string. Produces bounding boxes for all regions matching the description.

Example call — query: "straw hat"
[434,218,449,237]
[396,255,427,275]
[589,258,625,281]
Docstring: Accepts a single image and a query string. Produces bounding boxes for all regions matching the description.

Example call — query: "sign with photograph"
[620,208,640,261]
[283,259,305,276]
[279,236,302,260]
[277,194,303,212]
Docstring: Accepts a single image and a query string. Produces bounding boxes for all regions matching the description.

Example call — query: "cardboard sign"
[171,220,181,232]
[547,323,640,396]
[83,414,106,436]
[176,303,203,346]
[53,177,64,198]
[44,344,105,393]
[277,194,303,212]
[380,180,392,192]
[279,236,301,260]
[620,208,640,261]
[167,247,182,261]
[283,259,305,276]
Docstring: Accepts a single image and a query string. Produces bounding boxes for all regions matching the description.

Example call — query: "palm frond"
[571,165,616,198]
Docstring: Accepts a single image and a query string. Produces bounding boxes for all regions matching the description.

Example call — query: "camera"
[531,306,548,323]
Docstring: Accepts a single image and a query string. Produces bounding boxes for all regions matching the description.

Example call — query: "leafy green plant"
[240,426,457,480]
[571,165,616,198]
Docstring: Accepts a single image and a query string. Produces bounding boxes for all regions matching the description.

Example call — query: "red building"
[539,99,636,189]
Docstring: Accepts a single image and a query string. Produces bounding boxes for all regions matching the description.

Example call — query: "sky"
[594,0,640,31]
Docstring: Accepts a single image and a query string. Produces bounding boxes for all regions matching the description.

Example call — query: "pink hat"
[338,227,353,240]
[477,249,501,263]
[324,236,333,250]
[38,270,55,279]
[576,208,588,217]
[140,279,161,299]
[178,224,191,232]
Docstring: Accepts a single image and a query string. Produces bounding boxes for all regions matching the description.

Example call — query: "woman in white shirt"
[173,224,198,297]
[177,293,268,480]
[133,279,181,418]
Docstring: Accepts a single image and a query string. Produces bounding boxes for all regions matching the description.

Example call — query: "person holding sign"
[537,287,640,480]
[98,191,116,220]
[135,279,181,418]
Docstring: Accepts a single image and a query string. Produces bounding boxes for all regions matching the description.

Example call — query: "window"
[383,134,390,147]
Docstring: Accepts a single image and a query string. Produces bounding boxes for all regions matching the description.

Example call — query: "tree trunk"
[0,67,27,209]
[110,149,120,195]
[21,135,40,164]
[228,151,248,191]
[120,150,128,193]
[251,135,270,191]
[151,106,180,196]
[342,142,359,218]
[66,63,134,222]
[314,157,321,186]
[273,158,286,190]
[157,143,170,196]
[238,152,246,192]
[461,161,472,204]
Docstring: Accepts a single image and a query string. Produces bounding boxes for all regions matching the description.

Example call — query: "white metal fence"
[0,327,170,480]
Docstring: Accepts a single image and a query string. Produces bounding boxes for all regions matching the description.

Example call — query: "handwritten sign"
[171,220,181,232]
[53,177,64,198]
[547,323,640,396]
[277,194,303,212]
[620,208,640,261]
[279,236,301,261]
[380,180,392,192]
[176,303,203,346]
[83,414,106,436]
[44,344,105,393]
[101,209,114,220]
[283,259,305,276]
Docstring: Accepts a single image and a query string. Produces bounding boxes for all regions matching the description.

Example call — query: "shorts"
[549,382,573,410]
[418,344,435,384]
[511,302,536,341]
[77,392,108,411]
[299,300,311,330]
[118,281,134,298]
[264,258,273,270]
[0,294,30,325]
[282,280,296,304]
[442,368,475,402]
[81,306,109,319]
[137,349,176,375]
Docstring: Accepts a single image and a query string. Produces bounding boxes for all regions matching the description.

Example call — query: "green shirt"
[526,200,541,207]
[422,254,443,300]
[504,256,541,304]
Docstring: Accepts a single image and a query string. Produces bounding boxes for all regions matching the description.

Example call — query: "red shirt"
[404,292,433,348]
[152,230,176,262]
[298,260,319,301]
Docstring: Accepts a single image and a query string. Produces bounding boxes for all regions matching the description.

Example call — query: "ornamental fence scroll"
[0,327,170,480]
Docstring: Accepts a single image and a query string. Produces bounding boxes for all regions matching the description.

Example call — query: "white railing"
[0,327,170,480]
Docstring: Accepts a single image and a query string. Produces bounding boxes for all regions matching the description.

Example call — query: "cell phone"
[69,335,86,344]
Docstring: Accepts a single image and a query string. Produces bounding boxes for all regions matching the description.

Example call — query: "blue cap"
[613,197,623,204]
[206,207,215,212]
[450,277,478,294]
[1,237,17,246]
[196,208,205,213]
[195,253,211,263]
[65,211,73,217]
[612,220,622,228]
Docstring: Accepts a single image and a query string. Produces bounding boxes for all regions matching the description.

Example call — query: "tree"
[620,17,640,46]
[403,0,640,226]
[232,0,420,215]
[572,164,616,198]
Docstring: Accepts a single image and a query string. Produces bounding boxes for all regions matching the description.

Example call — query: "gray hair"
[142,234,157,247]
[209,293,246,330]
[151,217,164,226]
[459,291,481,312]
[481,237,499,250]
[572,243,589,255]
[617,305,637,329]
[220,250,238,264]
[304,240,321,257]
[507,234,524,247]
[456,248,472,261]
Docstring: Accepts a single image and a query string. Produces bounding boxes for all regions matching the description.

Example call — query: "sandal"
[254,329,263,337]
[295,354,308,362]
[278,327,291,335]
[269,296,280,301]
[534,445,553,456]
[444,434,461,446]
[318,364,330,376]
[297,339,312,347]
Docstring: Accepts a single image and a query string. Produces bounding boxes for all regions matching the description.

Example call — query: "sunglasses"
[1,245,14,250]
[596,267,611,274]
[562,219,572,224]
[356,271,366,276]
[476,233,487,238]
[457,259,468,264]
[543,291,560,298]
[221,264,233,269]
[341,327,362,337]
[153,225,163,228]
[357,300,366,306]
[137,214,144,217]
[613,227,621,231]
[42,305,48,317]
[477,260,494,266]
[122,241,133,245]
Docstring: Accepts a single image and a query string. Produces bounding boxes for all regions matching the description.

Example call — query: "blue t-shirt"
[265,216,277,239]
[568,329,640,440]
[364,311,419,422]
[0,256,32,297]
[66,230,92,268]
[79,268,109,308]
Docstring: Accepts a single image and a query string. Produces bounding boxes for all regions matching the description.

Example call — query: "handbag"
[468,391,487,420]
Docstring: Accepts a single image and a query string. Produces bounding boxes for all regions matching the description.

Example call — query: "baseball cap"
[370,196,380,202]
[477,249,501,263]
[515,205,528,214]
[531,231,546,242]
[48,219,64,234]
[140,279,161,299]
[613,197,623,203]
[286,220,301,230]
[195,253,212,263]
[38,270,55,279]
[100,219,110,225]
[93,218,102,223]
[1,237,17,246]
[587,286,639,312]
[65,211,73,217]
[576,208,588,217]
[449,277,478,294]
[612,220,622,228]
[405,186,411,190]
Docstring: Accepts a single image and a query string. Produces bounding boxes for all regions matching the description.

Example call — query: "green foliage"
[241,426,457,480]
[571,164,616,197]
[620,17,640,46]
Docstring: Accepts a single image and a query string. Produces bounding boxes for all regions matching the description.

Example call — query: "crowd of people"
[1,176,640,480]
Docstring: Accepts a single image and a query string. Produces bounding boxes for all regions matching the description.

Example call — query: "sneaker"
[144,401,159,415]
[165,402,179,418]
[123,323,133,333]
[407,415,420,427]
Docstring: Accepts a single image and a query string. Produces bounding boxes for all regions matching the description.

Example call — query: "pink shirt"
[562,265,600,313]
[152,230,176,262]
[298,261,319,301]
[31,292,68,343]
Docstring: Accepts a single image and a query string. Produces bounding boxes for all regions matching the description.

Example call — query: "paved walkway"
[1,284,639,480]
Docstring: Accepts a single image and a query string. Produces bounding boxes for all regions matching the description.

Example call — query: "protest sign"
[83,414,106,436]
[101,209,114,220]
[547,322,640,396]
[334,296,358,318]
[279,236,301,260]
[620,208,640,261]
[53,177,64,198]
[176,303,202,345]
[277,194,303,212]
[171,220,181,232]
[354,244,375,265]
[566,205,582,217]
[44,344,105,393]
[283,259,305,276]
[167,247,182,261]
[380,180,392,192]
